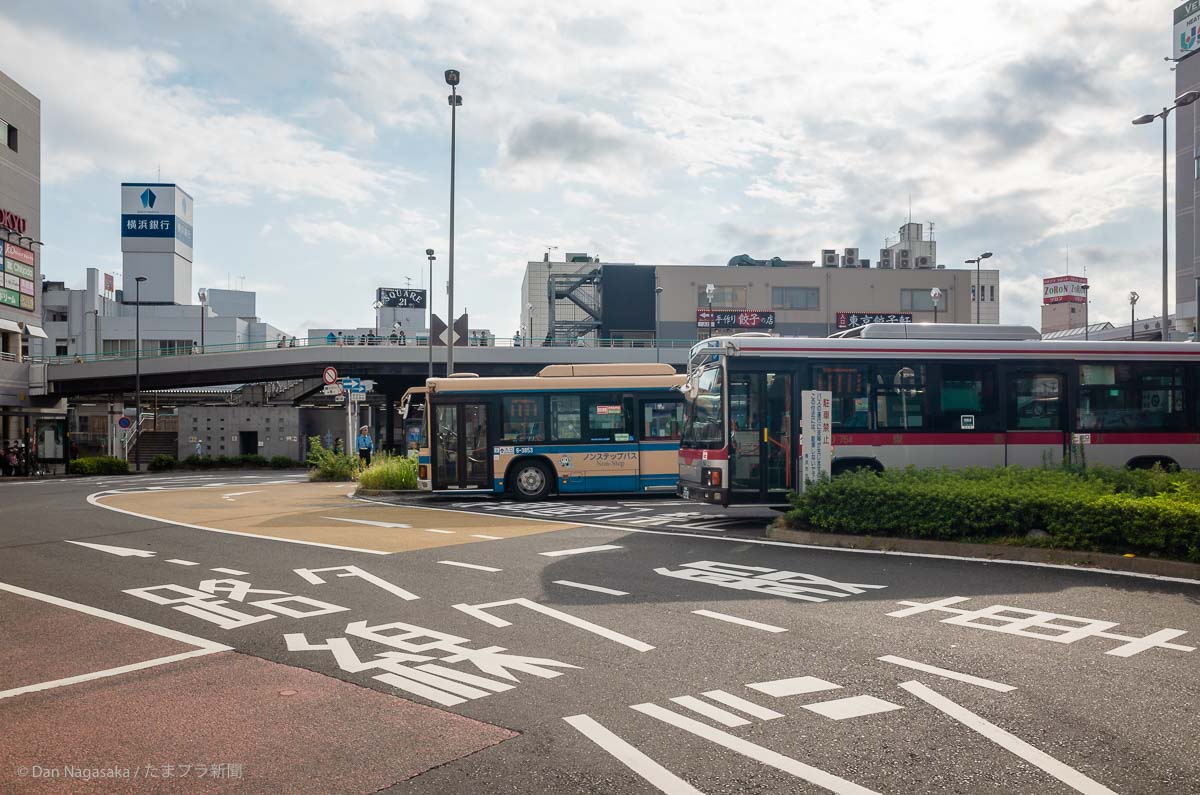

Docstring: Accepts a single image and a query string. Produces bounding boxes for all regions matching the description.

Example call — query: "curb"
[766,524,1200,580]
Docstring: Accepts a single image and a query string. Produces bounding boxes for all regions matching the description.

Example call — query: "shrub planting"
[306,436,358,482]
[148,454,176,472]
[357,453,418,491]
[68,456,129,476]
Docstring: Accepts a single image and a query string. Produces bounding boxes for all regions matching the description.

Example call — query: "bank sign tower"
[120,183,194,304]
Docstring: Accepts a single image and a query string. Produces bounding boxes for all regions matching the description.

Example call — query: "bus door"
[638,399,684,492]
[729,371,794,502]
[1004,370,1068,467]
[434,402,492,489]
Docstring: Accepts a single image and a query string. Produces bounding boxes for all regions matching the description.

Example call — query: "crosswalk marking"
[669,695,749,727]
[700,690,783,721]
[692,610,786,633]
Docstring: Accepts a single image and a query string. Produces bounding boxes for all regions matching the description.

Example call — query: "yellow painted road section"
[97,483,577,553]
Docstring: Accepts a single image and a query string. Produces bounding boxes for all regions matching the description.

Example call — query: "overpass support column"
[385,393,395,453]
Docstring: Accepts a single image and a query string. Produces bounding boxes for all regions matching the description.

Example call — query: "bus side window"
[642,401,683,440]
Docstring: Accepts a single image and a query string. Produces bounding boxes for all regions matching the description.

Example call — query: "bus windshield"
[681,365,724,449]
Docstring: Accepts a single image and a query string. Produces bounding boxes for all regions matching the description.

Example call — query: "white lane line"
[322,516,413,529]
[666,524,725,532]
[553,580,630,596]
[471,534,503,540]
[423,528,456,535]
[0,649,221,701]
[453,597,654,652]
[166,559,199,566]
[351,497,1200,586]
[564,714,704,795]
[211,567,249,576]
[88,491,389,555]
[877,655,1015,693]
[221,490,264,500]
[64,540,156,558]
[539,544,624,557]
[669,695,750,727]
[631,703,879,795]
[701,690,783,721]
[691,610,786,633]
[802,695,903,720]
[438,561,502,572]
[900,681,1117,795]
[748,676,841,698]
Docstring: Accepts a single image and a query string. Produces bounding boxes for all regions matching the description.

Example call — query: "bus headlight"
[702,468,721,487]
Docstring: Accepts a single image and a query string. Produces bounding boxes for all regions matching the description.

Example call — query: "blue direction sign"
[340,378,361,389]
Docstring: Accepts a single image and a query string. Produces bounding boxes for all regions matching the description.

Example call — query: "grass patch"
[357,453,418,491]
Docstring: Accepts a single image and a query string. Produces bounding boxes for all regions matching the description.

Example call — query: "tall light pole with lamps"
[1082,283,1091,339]
[1133,90,1200,342]
[964,252,993,323]
[655,284,664,362]
[444,69,462,374]
[930,287,942,324]
[133,276,147,471]
[1129,291,1139,341]
[705,283,715,339]
[425,248,436,379]
[197,288,206,352]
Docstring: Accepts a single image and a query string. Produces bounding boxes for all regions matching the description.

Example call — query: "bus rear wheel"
[509,459,552,500]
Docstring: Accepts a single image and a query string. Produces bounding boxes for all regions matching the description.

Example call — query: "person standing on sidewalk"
[357,425,374,467]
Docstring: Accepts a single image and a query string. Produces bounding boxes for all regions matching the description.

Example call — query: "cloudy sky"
[0,0,1183,335]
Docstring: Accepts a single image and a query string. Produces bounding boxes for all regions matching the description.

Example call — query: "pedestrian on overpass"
[357,425,374,467]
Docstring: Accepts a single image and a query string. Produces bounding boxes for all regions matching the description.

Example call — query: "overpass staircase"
[131,430,178,462]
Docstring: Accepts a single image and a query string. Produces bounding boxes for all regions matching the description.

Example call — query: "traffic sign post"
[322,367,339,385]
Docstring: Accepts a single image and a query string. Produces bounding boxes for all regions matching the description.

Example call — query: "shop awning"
[23,324,47,338]
[0,319,20,333]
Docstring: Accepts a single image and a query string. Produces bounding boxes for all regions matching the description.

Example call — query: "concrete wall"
[205,288,255,319]
[179,405,304,459]
[1177,54,1200,333]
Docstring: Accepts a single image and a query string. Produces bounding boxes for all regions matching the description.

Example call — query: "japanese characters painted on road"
[800,390,832,491]
[655,561,886,603]
[285,619,578,707]
[889,596,1195,658]
[124,577,348,630]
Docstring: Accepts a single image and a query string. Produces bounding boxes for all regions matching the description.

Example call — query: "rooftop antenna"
[907,193,912,226]
[157,164,161,181]
[239,274,246,291]
[928,221,935,241]
[1065,245,1069,275]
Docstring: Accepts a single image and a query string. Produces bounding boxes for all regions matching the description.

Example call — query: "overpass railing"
[33,336,704,365]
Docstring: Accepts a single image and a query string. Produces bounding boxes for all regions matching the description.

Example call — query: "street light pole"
[655,285,664,362]
[197,288,206,353]
[133,276,147,471]
[705,283,715,340]
[425,248,435,379]
[444,69,462,375]
[1082,284,1090,340]
[1133,91,1200,341]
[1130,291,1139,341]
[964,252,993,323]
[930,287,941,324]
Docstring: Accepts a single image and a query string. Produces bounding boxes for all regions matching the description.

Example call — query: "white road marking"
[669,695,750,727]
[748,676,842,698]
[877,655,1015,692]
[351,497,1200,586]
[553,580,629,596]
[802,695,903,720]
[0,580,230,701]
[166,559,199,566]
[423,528,456,535]
[701,690,783,721]
[454,597,654,652]
[322,516,413,529]
[631,703,880,795]
[88,491,389,555]
[900,681,1118,795]
[666,524,725,532]
[564,714,705,795]
[691,610,786,633]
[0,649,221,701]
[438,561,502,572]
[221,490,264,500]
[295,565,420,601]
[539,544,624,557]
[471,534,503,540]
[64,540,156,558]
[210,567,249,575]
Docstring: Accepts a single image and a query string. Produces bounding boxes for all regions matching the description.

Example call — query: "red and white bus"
[678,324,1200,506]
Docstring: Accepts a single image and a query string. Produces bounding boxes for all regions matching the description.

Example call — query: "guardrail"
[32,336,705,366]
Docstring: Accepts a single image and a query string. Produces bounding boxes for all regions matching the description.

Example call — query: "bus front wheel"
[509,459,552,500]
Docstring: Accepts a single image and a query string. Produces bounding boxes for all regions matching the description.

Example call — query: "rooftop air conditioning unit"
[821,249,838,268]
[859,258,870,269]
[898,249,911,269]
[915,255,931,269]
[843,248,859,268]
[878,249,893,269]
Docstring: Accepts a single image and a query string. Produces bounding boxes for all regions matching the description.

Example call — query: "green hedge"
[68,456,129,476]
[149,454,176,472]
[357,453,418,490]
[786,466,1200,562]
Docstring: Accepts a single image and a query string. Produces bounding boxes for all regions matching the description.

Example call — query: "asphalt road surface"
[1,472,1198,794]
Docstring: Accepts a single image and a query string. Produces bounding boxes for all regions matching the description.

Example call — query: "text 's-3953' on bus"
[416,364,686,499]
[678,324,1200,507]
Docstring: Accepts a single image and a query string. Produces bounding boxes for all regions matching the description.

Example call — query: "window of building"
[549,395,581,442]
[901,289,948,311]
[771,286,820,310]
[585,393,632,442]
[3,119,15,152]
[642,401,684,440]
[938,363,1001,431]
[1078,364,1185,431]
[503,395,545,442]
[696,285,747,309]
[55,339,68,356]
[989,285,995,302]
